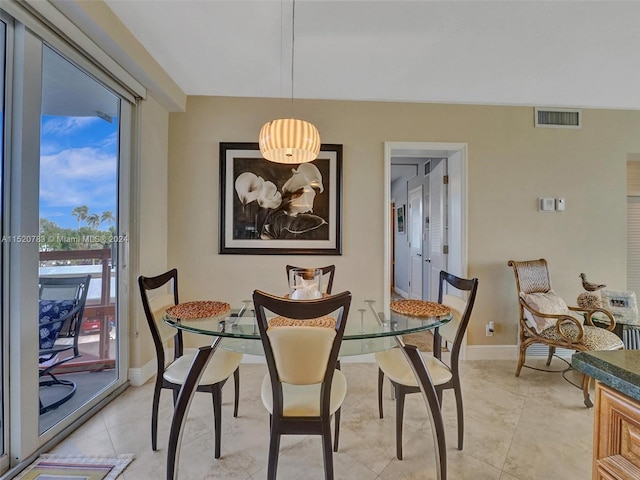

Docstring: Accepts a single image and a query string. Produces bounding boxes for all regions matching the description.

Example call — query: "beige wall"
[131,94,170,369]
[166,96,640,352]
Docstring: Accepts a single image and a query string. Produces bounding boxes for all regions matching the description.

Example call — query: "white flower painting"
[220,143,342,255]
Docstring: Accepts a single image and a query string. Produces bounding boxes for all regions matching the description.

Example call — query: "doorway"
[384,142,468,313]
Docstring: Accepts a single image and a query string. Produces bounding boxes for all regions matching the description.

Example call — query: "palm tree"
[101,211,115,227]
[71,205,89,226]
[87,213,100,229]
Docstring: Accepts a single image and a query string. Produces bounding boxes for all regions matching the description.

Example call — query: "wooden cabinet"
[593,382,640,480]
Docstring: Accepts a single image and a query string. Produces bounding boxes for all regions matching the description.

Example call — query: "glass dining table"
[163,298,452,480]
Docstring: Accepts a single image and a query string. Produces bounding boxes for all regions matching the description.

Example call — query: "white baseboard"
[128,356,156,386]
[465,344,574,360]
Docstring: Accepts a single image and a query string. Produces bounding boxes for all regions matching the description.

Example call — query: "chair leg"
[321,418,335,480]
[395,384,405,460]
[453,380,464,450]
[378,368,384,419]
[267,421,281,480]
[515,340,528,377]
[546,346,556,366]
[436,387,443,408]
[151,381,163,451]
[582,374,594,408]
[333,408,340,452]
[212,385,222,459]
[233,367,240,418]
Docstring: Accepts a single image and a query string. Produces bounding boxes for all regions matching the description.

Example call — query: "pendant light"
[259,0,320,164]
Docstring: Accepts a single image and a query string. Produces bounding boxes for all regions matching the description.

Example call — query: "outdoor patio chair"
[39,275,91,414]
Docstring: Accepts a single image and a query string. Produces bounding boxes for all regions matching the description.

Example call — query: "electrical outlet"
[486,321,495,336]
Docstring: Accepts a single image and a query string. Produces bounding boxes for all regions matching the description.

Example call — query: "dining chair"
[285,264,336,294]
[285,263,342,449]
[508,258,624,407]
[253,289,351,480]
[138,269,242,457]
[375,271,478,458]
[38,275,92,414]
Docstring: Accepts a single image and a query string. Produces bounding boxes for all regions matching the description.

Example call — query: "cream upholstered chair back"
[253,290,351,411]
[267,326,336,385]
[438,294,467,345]
[149,293,179,345]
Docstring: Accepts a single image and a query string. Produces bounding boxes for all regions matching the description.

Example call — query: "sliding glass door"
[0,7,132,471]
[38,45,122,434]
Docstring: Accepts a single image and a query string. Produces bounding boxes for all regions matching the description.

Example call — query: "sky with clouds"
[40,115,118,230]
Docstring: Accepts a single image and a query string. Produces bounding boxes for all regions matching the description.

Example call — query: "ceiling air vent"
[534,107,581,129]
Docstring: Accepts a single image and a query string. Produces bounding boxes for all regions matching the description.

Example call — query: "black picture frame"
[219,142,343,255]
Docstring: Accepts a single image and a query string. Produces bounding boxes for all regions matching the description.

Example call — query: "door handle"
[416,254,421,257]
[425,258,431,263]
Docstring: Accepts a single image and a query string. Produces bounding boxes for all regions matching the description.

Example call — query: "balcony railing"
[40,247,116,372]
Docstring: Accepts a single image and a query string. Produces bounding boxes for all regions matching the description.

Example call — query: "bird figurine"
[579,273,606,292]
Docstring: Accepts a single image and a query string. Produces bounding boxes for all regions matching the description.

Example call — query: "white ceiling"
[102,0,640,110]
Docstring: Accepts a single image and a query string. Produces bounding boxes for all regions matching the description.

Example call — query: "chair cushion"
[375,347,453,387]
[534,324,624,350]
[520,290,570,333]
[260,369,347,417]
[39,299,76,350]
[163,349,243,386]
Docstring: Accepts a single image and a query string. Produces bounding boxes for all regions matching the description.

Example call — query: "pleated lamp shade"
[259,118,321,164]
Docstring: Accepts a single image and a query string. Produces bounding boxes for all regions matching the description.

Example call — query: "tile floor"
[49,358,594,479]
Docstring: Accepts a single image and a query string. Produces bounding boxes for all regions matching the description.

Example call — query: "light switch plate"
[539,197,555,212]
[556,198,565,211]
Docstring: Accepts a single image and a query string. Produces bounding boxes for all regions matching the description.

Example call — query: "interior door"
[408,186,423,299]
[422,183,430,300]
[429,159,447,300]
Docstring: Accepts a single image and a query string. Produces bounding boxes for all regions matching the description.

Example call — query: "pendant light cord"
[291,0,296,117]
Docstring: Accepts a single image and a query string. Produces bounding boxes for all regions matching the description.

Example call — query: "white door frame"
[384,142,469,352]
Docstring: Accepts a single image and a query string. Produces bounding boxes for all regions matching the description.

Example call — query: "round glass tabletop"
[164,305,451,357]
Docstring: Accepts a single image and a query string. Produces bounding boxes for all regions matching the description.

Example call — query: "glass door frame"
[2,7,133,470]
[0,10,14,475]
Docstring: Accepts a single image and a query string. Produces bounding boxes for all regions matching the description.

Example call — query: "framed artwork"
[396,205,405,234]
[600,289,639,324]
[219,142,343,255]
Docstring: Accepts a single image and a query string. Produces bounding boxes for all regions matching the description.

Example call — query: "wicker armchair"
[507,259,624,407]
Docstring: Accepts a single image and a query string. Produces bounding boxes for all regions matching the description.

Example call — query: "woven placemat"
[390,300,450,318]
[165,301,230,320]
[268,315,336,328]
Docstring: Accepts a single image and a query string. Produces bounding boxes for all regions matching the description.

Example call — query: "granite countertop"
[572,350,640,402]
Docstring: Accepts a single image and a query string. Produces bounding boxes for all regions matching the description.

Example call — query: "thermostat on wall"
[538,197,555,212]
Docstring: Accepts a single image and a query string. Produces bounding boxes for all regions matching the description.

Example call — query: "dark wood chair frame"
[507,258,622,407]
[253,289,351,480]
[38,275,92,414]
[285,264,336,294]
[138,269,240,457]
[378,271,478,458]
